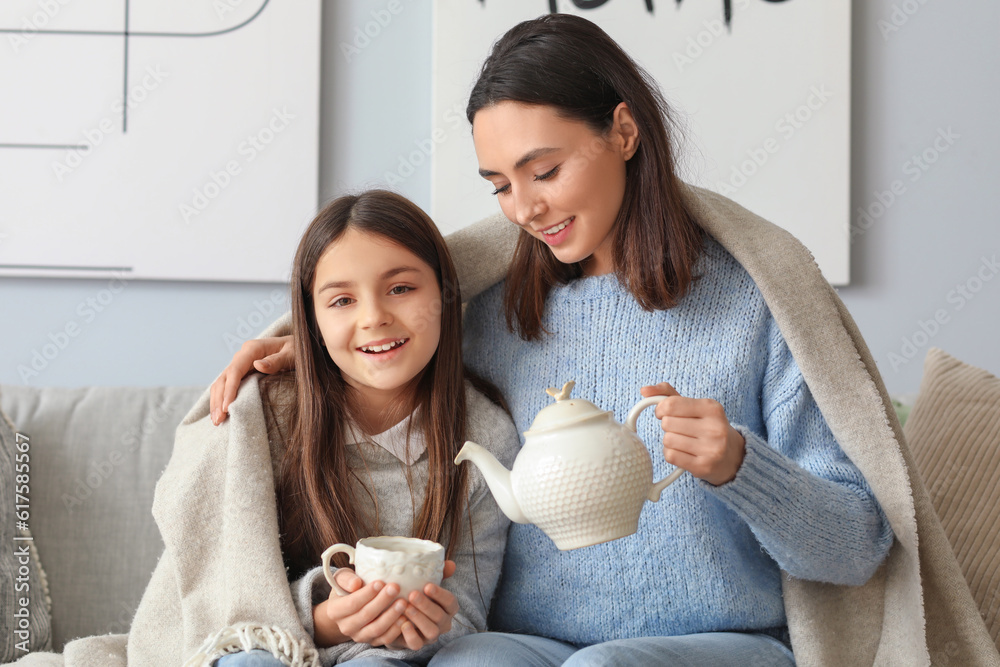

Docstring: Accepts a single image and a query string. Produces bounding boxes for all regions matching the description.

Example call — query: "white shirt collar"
[346,411,426,465]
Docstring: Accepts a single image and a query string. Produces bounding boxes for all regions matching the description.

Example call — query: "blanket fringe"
[183,622,320,667]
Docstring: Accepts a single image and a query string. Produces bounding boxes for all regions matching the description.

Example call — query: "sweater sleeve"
[443,213,518,303]
[704,315,895,586]
[288,566,352,666]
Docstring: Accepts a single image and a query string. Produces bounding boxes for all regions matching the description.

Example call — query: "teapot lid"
[526,381,612,434]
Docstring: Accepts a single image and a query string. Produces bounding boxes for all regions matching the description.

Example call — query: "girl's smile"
[357,337,409,359]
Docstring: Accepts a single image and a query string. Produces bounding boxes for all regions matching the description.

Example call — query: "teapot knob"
[545,381,576,402]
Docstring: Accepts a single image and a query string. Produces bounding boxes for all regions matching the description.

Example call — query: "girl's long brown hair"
[467,14,704,341]
[267,190,491,577]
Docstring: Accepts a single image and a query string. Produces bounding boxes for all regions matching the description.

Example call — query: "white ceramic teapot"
[455,381,685,550]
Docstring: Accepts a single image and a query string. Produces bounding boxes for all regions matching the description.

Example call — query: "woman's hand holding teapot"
[640,383,746,487]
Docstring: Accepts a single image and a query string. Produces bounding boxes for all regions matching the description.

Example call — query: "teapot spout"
[455,441,529,524]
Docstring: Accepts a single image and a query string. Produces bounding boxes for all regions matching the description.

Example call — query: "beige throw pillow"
[905,347,1000,650]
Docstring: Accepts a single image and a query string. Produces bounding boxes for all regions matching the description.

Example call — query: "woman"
[210,13,994,667]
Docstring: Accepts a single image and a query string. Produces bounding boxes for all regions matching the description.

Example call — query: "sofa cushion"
[1,394,53,660]
[904,348,1000,649]
[0,384,204,652]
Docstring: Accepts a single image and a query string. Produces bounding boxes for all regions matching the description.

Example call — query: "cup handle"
[626,395,687,502]
[321,543,356,597]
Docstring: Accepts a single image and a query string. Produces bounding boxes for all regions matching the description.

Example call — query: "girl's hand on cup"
[389,579,460,650]
[640,382,746,486]
[315,559,458,649]
[210,335,294,425]
[315,569,407,647]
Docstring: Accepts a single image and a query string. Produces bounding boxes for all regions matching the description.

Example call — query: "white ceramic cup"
[321,536,445,599]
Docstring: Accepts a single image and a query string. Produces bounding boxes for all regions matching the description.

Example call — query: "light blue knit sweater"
[462,235,895,646]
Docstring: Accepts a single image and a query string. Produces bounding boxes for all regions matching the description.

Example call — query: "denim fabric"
[215,649,287,667]
[214,648,419,666]
[427,631,795,667]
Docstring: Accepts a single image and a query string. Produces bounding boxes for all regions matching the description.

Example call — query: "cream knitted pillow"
[905,347,1000,650]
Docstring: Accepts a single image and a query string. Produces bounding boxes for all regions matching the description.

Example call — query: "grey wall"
[2,0,998,395]
[842,0,1000,394]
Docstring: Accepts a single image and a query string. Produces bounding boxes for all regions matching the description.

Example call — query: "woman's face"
[472,101,638,275]
[311,228,442,410]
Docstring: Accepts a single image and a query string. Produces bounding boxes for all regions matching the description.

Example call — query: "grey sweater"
[287,384,519,665]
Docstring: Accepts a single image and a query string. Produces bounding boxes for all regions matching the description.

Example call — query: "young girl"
[209,14,995,667]
[216,190,518,666]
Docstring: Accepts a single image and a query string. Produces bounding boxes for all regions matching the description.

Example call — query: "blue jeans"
[214,648,415,666]
[426,631,795,667]
[215,650,286,667]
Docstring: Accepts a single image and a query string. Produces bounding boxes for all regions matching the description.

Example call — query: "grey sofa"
[3,346,998,656]
[1,384,203,652]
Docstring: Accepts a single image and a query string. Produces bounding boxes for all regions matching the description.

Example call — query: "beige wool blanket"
[15,184,999,666]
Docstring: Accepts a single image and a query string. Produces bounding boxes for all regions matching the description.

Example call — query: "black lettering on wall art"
[478,0,792,30]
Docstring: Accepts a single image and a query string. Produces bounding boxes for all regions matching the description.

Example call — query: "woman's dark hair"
[266,189,500,576]
[467,13,703,340]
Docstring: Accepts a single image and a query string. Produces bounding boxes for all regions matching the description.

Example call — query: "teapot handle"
[626,395,686,502]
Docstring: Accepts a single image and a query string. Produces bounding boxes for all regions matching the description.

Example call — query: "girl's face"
[312,228,442,409]
[472,101,639,275]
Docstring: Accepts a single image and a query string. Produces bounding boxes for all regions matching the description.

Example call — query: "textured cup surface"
[347,536,445,598]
